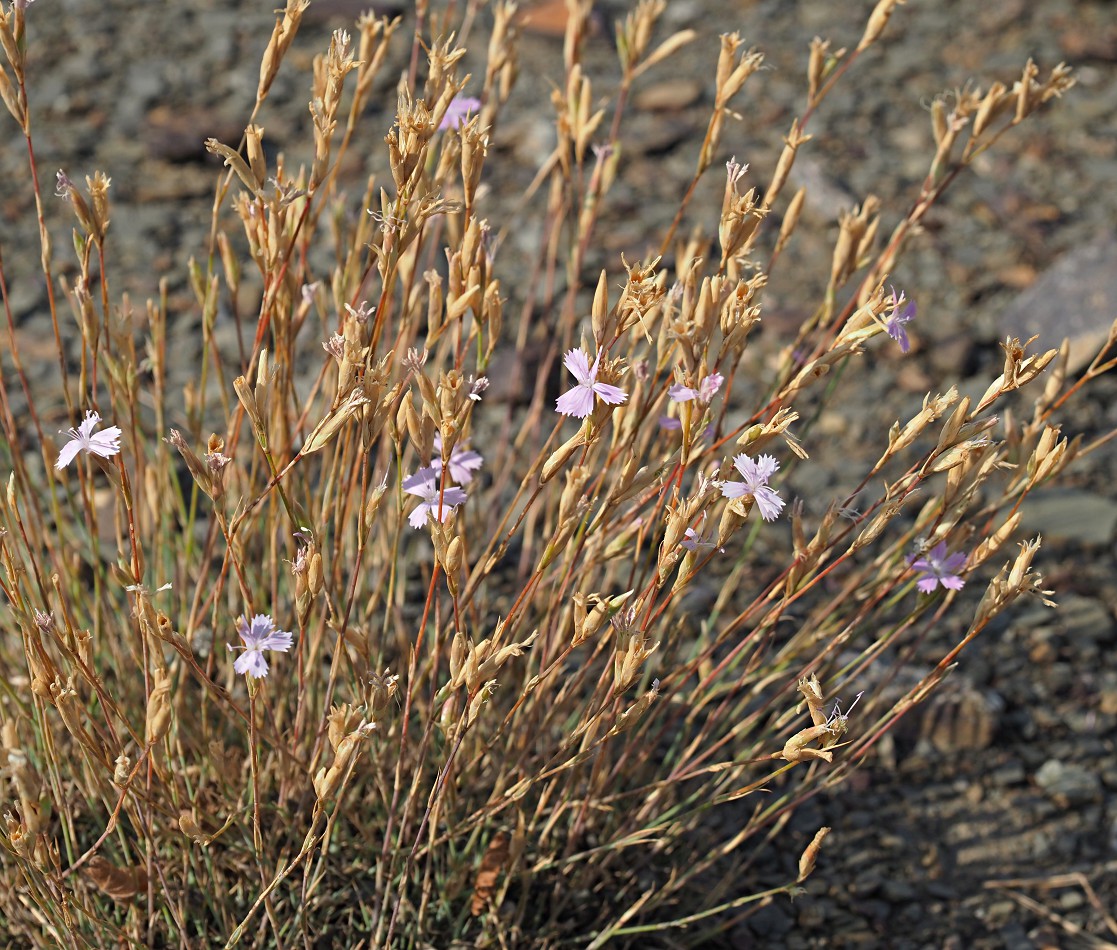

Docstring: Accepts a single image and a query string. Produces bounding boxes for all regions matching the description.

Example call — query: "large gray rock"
[998,234,1117,373]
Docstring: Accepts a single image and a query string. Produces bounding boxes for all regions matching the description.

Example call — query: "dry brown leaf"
[470,831,510,916]
[86,856,148,902]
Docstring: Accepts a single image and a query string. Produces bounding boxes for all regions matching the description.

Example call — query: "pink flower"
[432,433,483,484]
[885,286,916,354]
[56,411,122,470]
[440,95,481,131]
[468,375,489,401]
[556,348,627,419]
[228,614,294,679]
[659,416,714,439]
[909,541,966,592]
[403,467,468,528]
[668,372,724,404]
[680,514,722,553]
[719,453,785,522]
[55,170,74,199]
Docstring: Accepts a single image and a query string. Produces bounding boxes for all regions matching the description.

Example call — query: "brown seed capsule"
[797,827,831,882]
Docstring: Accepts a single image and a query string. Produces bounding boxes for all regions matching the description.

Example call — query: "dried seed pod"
[145,668,173,746]
[797,827,831,882]
[205,139,260,197]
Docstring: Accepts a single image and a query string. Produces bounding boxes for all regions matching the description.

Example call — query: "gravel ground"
[2,0,1117,946]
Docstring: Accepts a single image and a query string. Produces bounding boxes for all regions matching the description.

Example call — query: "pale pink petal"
[448,449,483,484]
[234,650,269,678]
[439,95,481,131]
[55,438,84,470]
[86,427,122,458]
[441,486,468,508]
[409,505,431,529]
[719,480,748,499]
[77,412,102,438]
[230,614,292,677]
[698,373,724,402]
[403,468,438,497]
[591,381,627,406]
[942,551,968,575]
[247,614,274,641]
[753,487,786,521]
[432,438,484,484]
[426,487,466,523]
[556,385,594,418]
[563,348,592,384]
[258,629,294,653]
[753,454,780,480]
[669,383,698,402]
[55,411,122,468]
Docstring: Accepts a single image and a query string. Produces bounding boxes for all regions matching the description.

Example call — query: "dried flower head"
[344,300,374,323]
[54,170,74,199]
[323,333,346,362]
[468,375,489,401]
[204,435,231,474]
[726,156,748,185]
[403,348,429,375]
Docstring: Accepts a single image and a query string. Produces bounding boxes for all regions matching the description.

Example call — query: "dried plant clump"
[0,0,1099,946]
